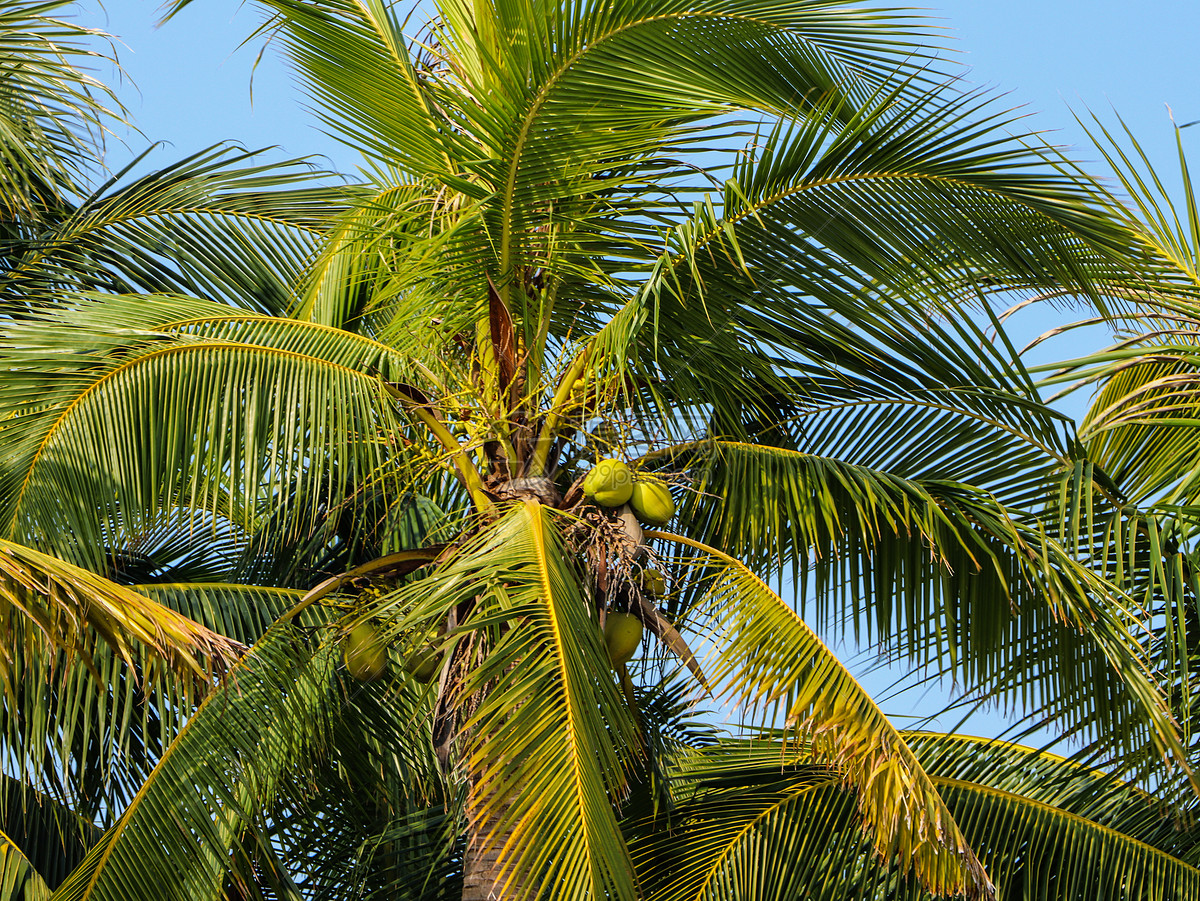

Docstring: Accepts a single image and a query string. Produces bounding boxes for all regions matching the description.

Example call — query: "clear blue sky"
[84,0,1200,183]
[78,0,1200,739]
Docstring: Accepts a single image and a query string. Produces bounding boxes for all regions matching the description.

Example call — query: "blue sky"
[85,0,1199,183]
[78,0,1200,738]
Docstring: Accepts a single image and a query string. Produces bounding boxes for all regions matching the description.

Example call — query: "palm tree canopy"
[6,0,1200,899]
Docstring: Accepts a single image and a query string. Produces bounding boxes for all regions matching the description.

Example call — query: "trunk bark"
[461,777,522,901]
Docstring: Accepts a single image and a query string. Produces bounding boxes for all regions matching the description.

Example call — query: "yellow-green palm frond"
[0,540,242,697]
[0,824,51,901]
[49,623,338,901]
[636,733,1200,901]
[357,501,642,901]
[647,530,991,899]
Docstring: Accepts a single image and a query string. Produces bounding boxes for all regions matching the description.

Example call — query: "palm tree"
[6,0,1200,898]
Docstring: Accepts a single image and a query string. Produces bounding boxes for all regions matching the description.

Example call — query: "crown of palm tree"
[7,0,1200,898]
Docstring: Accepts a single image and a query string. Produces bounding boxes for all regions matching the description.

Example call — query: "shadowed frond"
[49,624,337,901]
[0,824,51,901]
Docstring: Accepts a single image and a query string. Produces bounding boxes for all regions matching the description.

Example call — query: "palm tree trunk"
[461,776,521,901]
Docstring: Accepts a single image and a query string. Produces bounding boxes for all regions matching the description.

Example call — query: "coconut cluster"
[582,458,675,525]
[582,458,677,669]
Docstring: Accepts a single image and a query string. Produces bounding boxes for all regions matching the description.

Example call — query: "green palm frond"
[907,734,1190,847]
[641,440,1184,787]
[631,763,876,901]
[261,658,456,899]
[1,146,350,315]
[50,624,337,901]
[646,529,991,899]
[1076,111,1200,293]
[0,0,122,214]
[912,734,1200,901]
[639,82,1135,333]
[1,581,304,825]
[639,733,1200,901]
[0,825,51,901]
[0,296,421,569]
[356,501,642,901]
[216,0,948,179]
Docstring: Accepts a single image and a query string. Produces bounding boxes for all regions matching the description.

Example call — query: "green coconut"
[404,643,444,683]
[630,478,675,526]
[343,622,388,682]
[583,458,634,507]
[604,612,643,667]
[640,569,667,596]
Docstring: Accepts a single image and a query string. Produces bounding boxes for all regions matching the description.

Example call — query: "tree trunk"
[461,775,522,901]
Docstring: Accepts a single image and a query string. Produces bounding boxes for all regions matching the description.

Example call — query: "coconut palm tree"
[7,0,1200,898]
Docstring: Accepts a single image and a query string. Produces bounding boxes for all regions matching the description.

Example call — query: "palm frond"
[50,623,337,901]
[0,824,52,900]
[0,295,418,570]
[0,0,123,213]
[1,146,350,314]
[647,529,991,899]
[638,733,1200,901]
[0,539,241,695]
[352,502,641,901]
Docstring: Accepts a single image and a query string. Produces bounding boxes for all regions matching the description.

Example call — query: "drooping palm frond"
[0,539,241,695]
[0,0,122,216]
[630,427,1194,795]
[0,294,423,571]
[352,501,643,901]
[644,530,992,899]
[636,732,1200,901]
[50,623,338,901]
[1,581,304,825]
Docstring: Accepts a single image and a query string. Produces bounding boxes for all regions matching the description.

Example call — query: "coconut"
[630,478,675,526]
[604,612,643,667]
[640,569,667,596]
[583,458,634,507]
[404,643,443,683]
[343,622,388,682]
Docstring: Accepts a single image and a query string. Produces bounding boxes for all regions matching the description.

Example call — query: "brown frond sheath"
[487,273,517,393]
